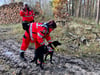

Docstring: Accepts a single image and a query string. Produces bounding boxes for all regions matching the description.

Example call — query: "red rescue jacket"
[29,22,53,45]
[20,8,35,22]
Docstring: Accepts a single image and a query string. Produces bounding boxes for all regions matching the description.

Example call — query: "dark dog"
[44,41,61,64]
[30,45,47,69]
[31,41,61,69]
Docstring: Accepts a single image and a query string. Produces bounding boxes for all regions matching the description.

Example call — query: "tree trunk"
[89,0,92,18]
[83,0,86,18]
[72,0,75,16]
[87,0,89,17]
[76,0,82,17]
[96,0,100,24]
[92,0,94,18]
[66,0,68,13]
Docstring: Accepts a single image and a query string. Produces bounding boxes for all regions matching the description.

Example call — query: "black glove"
[22,22,29,32]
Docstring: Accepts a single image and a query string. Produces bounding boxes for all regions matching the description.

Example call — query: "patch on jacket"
[40,30,46,34]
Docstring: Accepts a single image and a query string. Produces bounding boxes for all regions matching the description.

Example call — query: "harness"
[30,23,49,41]
[36,23,49,33]
[36,23,49,35]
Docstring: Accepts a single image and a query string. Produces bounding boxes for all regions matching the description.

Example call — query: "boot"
[20,52,27,61]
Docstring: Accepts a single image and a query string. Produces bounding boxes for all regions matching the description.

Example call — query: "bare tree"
[83,0,86,17]
[96,0,100,24]
[72,0,75,16]
[76,0,82,17]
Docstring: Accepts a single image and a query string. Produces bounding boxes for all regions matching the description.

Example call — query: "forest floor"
[0,19,100,75]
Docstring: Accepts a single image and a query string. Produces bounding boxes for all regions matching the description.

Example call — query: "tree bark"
[76,0,82,17]
[72,0,75,16]
[92,0,94,18]
[83,0,86,17]
[96,0,100,24]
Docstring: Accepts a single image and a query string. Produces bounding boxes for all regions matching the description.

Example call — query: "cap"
[48,20,57,28]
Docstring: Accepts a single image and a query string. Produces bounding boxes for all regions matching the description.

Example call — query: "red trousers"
[20,31,42,51]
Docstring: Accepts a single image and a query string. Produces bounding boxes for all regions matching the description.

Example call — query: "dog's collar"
[51,44,58,51]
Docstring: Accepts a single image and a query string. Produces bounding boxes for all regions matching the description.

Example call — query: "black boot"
[20,52,27,61]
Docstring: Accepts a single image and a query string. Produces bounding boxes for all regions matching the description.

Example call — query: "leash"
[51,44,58,51]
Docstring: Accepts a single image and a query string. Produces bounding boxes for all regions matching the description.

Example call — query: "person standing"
[19,2,35,61]
[20,2,35,32]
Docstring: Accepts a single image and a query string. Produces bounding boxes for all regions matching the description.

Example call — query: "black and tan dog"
[31,41,61,69]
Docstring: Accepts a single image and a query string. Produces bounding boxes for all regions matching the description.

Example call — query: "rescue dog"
[30,45,47,69]
[44,41,61,64]
[30,41,61,69]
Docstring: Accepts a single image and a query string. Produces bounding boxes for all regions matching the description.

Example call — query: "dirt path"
[0,39,100,75]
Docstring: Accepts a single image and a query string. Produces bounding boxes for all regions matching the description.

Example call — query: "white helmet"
[23,2,29,6]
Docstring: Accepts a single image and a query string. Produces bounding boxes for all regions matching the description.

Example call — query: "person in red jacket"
[20,2,35,32]
[19,20,57,63]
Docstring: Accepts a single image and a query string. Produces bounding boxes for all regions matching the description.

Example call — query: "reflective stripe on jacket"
[20,9,35,22]
[29,22,53,46]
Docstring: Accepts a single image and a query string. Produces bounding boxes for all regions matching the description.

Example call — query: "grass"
[71,17,96,25]
[0,23,24,43]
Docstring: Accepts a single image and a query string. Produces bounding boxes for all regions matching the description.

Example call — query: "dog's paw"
[40,65,44,70]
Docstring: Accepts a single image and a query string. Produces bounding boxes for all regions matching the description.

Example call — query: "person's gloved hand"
[22,23,29,31]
